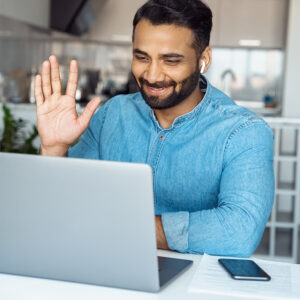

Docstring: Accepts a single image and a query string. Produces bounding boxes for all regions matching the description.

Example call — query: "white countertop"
[0,250,273,300]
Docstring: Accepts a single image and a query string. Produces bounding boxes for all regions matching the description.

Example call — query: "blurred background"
[0,0,300,264]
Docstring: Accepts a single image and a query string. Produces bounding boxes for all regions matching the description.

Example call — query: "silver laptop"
[0,152,192,292]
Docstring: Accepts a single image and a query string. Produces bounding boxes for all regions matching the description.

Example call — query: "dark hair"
[133,0,213,57]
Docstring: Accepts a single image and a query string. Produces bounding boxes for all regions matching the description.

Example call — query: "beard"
[136,64,200,110]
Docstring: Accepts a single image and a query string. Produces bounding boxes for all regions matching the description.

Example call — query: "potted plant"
[0,104,38,154]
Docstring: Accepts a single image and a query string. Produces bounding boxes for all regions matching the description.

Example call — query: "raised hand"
[35,55,101,156]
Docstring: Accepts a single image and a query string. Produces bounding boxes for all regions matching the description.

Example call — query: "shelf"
[275,189,296,196]
[275,228,293,257]
[255,227,270,256]
[267,222,296,229]
[258,121,300,263]
[278,127,298,157]
[277,182,296,191]
[275,155,298,162]
[276,211,294,223]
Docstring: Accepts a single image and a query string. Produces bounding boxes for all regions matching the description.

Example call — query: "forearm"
[155,215,169,250]
[161,157,274,256]
[161,195,272,257]
[163,190,273,256]
[188,197,270,256]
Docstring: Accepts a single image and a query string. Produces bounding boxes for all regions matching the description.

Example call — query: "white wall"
[86,0,145,42]
[282,0,300,117]
[0,0,49,28]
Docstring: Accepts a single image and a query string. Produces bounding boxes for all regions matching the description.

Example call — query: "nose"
[144,61,164,84]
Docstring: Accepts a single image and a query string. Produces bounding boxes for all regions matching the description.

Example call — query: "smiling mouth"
[144,85,173,96]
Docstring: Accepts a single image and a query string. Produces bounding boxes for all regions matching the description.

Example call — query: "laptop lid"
[0,153,160,292]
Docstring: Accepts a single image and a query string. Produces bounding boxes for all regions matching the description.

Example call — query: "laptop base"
[158,256,193,288]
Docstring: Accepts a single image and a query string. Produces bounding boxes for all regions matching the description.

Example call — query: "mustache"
[139,77,176,89]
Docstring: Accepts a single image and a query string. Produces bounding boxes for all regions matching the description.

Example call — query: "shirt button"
[160,135,164,140]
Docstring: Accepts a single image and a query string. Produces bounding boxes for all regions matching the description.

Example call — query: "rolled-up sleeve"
[162,121,274,257]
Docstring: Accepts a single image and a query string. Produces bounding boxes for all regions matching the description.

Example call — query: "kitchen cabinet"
[206,0,289,48]
[0,0,50,28]
[86,0,145,42]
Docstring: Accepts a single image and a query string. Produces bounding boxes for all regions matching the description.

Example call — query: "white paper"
[188,254,300,299]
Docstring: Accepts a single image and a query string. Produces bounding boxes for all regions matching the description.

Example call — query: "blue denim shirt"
[68,77,274,257]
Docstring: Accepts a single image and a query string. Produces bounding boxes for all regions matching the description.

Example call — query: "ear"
[198,46,212,74]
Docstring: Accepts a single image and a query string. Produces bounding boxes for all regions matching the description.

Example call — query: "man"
[34,0,274,257]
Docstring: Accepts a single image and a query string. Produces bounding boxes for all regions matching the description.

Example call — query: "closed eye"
[134,55,148,61]
[165,60,181,65]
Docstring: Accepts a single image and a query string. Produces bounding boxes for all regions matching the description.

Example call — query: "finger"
[66,60,78,98]
[34,75,44,106]
[49,55,62,94]
[41,60,52,98]
[78,97,101,130]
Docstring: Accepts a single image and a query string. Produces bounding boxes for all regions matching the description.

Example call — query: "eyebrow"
[133,49,148,56]
[133,48,184,59]
[161,53,184,59]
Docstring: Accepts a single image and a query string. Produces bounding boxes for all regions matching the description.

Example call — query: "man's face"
[132,20,200,110]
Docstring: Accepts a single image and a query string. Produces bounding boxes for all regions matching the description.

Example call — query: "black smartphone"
[218,258,271,281]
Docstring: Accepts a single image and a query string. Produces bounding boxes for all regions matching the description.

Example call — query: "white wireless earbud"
[200,61,206,74]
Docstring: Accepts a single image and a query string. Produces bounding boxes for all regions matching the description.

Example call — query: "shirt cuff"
[161,211,189,253]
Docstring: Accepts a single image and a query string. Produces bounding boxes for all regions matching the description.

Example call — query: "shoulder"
[200,80,273,163]
[204,83,273,141]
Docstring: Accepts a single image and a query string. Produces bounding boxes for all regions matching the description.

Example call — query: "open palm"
[35,55,100,156]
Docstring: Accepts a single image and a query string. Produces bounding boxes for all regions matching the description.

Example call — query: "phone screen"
[218,258,271,281]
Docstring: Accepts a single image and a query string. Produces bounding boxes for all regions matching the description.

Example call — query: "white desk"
[0,250,268,300]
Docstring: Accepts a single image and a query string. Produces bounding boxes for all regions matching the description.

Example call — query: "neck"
[153,86,204,129]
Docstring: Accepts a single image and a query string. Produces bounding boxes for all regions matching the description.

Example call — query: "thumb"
[78,97,101,130]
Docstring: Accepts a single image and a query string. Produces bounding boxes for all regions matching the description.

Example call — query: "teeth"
[145,85,172,94]
[151,87,164,90]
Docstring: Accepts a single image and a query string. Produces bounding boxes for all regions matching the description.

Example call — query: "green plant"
[0,104,38,154]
